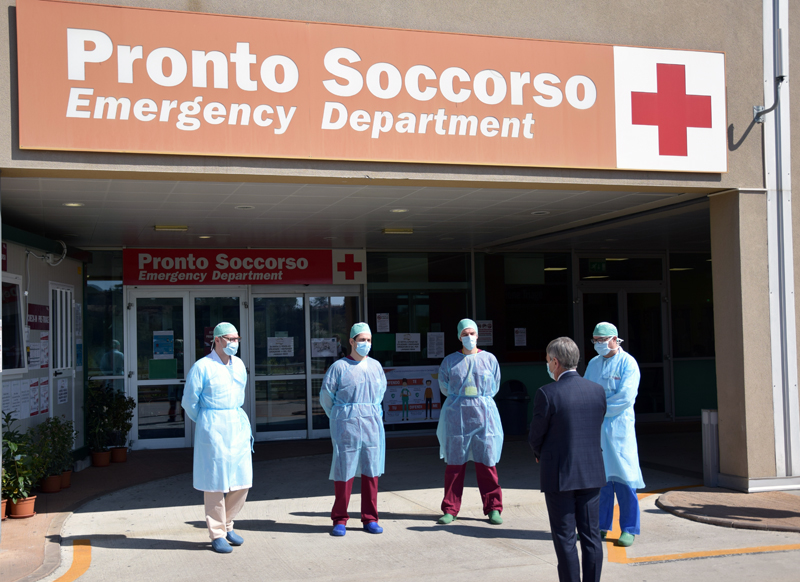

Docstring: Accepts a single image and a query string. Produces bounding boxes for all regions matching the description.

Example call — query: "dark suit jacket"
[528,371,607,493]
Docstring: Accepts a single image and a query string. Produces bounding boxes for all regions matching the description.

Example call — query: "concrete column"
[710,190,777,485]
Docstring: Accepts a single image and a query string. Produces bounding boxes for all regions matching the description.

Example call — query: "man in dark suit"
[529,337,607,582]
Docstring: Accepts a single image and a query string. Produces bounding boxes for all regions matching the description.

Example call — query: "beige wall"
[0,0,764,191]
[710,191,776,479]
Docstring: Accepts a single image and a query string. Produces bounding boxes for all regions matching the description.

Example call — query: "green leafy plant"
[2,412,36,502]
[30,416,76,476]
[85,384,113,452]
[108,390,136,448]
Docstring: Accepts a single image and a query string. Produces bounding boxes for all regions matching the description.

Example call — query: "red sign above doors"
[123,249,366,286]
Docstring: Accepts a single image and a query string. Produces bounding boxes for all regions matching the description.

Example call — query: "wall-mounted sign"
[123,248,366,286]
[27,303,50,330]
[17,0,726,173]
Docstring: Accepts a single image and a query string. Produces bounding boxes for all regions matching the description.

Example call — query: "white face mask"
[461,335,478,350]
[223,341,239,356]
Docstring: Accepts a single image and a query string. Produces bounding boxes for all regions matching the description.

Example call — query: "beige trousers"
[204,489,249,540]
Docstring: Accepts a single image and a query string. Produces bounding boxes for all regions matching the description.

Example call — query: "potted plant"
[85,384,113,466]
[56,416,77,488]
[1,468,8,520]
[108,389,136,463]
[2,412,37,518]
[31,418,62,493]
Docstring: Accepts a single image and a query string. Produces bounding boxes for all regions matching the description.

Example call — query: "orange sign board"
[16,0,726,172]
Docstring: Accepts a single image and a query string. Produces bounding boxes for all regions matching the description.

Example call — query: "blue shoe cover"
[363,521,383,534]
[331,524,347,536]
[226,530,244,546]
[211,538,233,553]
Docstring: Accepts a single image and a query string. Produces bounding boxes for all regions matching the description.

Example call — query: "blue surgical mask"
[223,342,239,356]
[356,341,371,357]
[547,361,555,380]
[594,341,612,356]
[461,335,477,351]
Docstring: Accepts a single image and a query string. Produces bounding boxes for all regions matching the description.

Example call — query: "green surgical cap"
[350,322,371,338]
[593,322,618,337]
[213,322,238,337]
[457,318,478,337]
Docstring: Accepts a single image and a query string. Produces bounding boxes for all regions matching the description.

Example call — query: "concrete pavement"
[34,441,800,582]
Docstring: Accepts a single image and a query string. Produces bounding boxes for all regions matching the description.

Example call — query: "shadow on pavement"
[56,534,208,551]
[406,525,553,540]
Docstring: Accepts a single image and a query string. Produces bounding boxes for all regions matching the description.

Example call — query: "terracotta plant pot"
[40,474,62,494]
[1,498,7,521]
[92,451,111,467]
[110,447,128,463]
[61,470,73,489]
[9,496,36,519]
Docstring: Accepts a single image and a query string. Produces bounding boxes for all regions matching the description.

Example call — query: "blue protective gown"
[584,348,645,489]
[437,350,504,466]
[182,351,253,492]
[319,356,387,481]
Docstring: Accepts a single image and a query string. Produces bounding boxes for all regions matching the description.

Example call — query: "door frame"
[572,252,673,421]
[250,285,361,441]
[49,281,76,422]
[125,286,249,450]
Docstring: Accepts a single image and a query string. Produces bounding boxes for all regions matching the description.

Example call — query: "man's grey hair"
[546,337,580,369]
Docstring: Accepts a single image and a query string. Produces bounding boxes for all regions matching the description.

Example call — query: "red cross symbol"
[337,253,363,280]
[631,63,712,157]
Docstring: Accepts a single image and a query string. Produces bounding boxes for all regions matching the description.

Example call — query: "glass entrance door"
[577,288,671,419]
[252,292,360,440]
[128,289,247,449]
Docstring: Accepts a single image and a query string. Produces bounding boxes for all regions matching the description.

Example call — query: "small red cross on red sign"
[631,63,712,157]
[337,253,363,280]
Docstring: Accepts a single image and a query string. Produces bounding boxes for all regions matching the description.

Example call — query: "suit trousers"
[544,488,603,582]
[331,476,379,525]
[204,489,249,541]
[441,463,503,516]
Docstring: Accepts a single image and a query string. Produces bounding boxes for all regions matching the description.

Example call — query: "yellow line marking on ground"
[55,539,91,582]
[605,487,800,565]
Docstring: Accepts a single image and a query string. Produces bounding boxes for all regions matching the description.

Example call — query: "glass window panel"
[578,257,662,281]
[309,296,358,374]
[136,298,184,380]
[626,293,663,364]
[2,281,25,371]
[669,253,715,358]
[86,280,125,378]
[255,379,306,432]
[311,377,329,430]
[635,367,666,415]
[253,297,306,376]
[136,382,185,440]
[194,297,241,362]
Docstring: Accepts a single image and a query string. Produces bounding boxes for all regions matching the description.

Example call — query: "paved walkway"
[657,487,800,532]
[24,440,800,582]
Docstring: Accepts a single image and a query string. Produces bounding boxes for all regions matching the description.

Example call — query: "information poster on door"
[268,337,295,357]
[28,379,39,416]
[382,366,441,424]
[153,331,174,359]
[39,379,50,414]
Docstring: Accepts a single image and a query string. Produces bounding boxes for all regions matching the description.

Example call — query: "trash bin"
[495,380,531,436]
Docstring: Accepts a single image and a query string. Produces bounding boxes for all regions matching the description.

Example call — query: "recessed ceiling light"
[583,275,609,279]
[530,210,550,215]
[62,202,84,207]
[198,235,212,239]
[605,258,629,261]
[235,205,255,210]
[154,225,189,232]
[670,267,694,271]
[544,267,567,271]
[390,208,409,213]
[383,228,413,235]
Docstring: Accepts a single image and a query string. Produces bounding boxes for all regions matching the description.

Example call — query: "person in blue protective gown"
[436,318,504,525]
[320,322,387,537]
[182,322,252,554]
[583,321,645,548]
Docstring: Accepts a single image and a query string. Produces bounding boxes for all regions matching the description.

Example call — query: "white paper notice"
[268,336,294,357]
[376,313,390,333]
[427,332,445,359]
[74,303,83,338]
[29,342,41,368]
[514,328,527,347]
[10,380,22,420]
[58,378,69,405]
[311,338,337,358]
[29,379,39,416]
[28,378,39,416]
[40,335,50,368]
[477,320,494,346]
[40,380,50,414]
[1,382,11,415]
[396,333,421,352]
